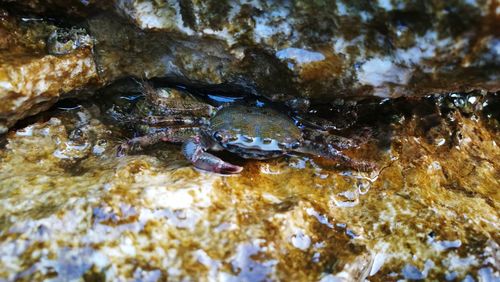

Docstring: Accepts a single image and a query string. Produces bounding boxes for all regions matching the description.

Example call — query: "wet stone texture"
[0,9,98,133]
[0,93,498,281]
[0,1,499,281]
[109,0,500,100]
[2,1,499,107]
[0,1,498,135]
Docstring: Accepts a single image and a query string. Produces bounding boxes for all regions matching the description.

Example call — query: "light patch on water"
[430,239,462,252]
[359,11,373,22]
[227,2,241,21]
[262,193,282,204]
[53,141,90,159]
[479,38,500,64]
[319,273,345,282]
[133,268,162,282]
[333,35,365,56]
[369,252,386,276]
[92,143,106,155]
[194,249,221,280]
[119,237,136,257]
[444,254,478,271]
[402,260,435,280]
[306,207,334,228]
[478,267,496,282]
[330,190,359,207]
[376,202,398,228]
[276,48,326,64]
[36,248,109,281]
[138,173,217,209]
[291,228,311,250]
[144,187,194,209]
[464,0,478,6]
[0,80,13,91]
[9,208,87,236]
[214,222,238,233]
[435,138,446,147]
[222,240,277,281]
[288,157,308,169]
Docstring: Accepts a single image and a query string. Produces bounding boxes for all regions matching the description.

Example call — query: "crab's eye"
[242,135,253,143]
[292,142,300,149]
[262,138,272,144]
[214,132,223,141]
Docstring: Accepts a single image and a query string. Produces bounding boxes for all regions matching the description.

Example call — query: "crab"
[113,83,375,174]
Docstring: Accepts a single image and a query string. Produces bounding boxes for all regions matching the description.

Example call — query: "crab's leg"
[139,116,209,127]
[117,128,198,156]
[302,128,372,150]
[140,82,215,117]
[294,141,376,171]
[182,135,243,174]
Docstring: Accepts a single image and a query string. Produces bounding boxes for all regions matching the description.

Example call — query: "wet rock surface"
[0,92,498,281]
[0,1,499,281]
[0,9,98,133]
[1,1,499,107]
[111,0,500,100]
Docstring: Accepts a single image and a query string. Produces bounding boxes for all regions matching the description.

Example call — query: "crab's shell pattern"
[210,105,303,159]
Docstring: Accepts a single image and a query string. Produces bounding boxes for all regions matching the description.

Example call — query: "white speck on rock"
[276,48,325,64]
[358,58,411,87]
[291,228,311,251]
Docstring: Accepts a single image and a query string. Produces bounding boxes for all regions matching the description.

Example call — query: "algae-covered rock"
[4,1,500,102]
[112,0,499,100]
[0,93,497,281]
[0,10,98,133]
[0,1,499,280]
[1,1,499,132]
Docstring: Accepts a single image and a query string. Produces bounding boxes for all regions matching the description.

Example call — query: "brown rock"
[0,11,98,133]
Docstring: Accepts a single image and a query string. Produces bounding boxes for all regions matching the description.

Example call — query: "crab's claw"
[182,137,243,174]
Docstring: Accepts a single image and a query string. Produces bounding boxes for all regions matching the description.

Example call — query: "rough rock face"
[4,1,500,99]
[0,0,111,17]
[0,1,499,280]
[1,1,499,131]
[112,0,500,99]
[0,10,98,133]
[0,93,498,281]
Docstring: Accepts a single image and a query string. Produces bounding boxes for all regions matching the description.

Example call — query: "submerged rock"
[0,93,498,280]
